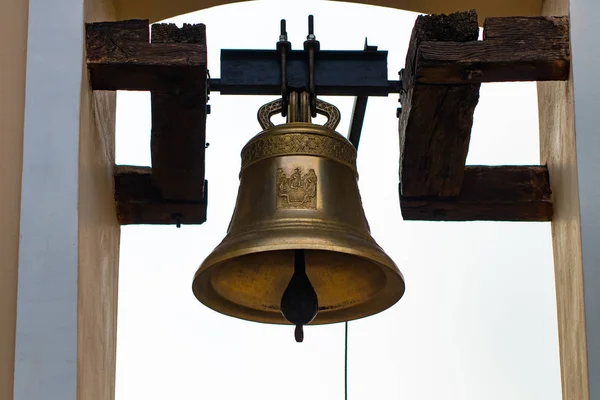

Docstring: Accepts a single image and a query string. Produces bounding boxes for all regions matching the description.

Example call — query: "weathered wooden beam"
[400,166,553,221]
[150,23,207,201]
[399,10,481,198]
[114,166,207,225]
[86,19,207,92]
[415,16,570,84]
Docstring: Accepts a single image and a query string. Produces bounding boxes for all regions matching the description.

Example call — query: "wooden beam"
[400,166,553,221]
[415,16,570,84]
[399,10,481,197]
[114,165,207,225]
[86,19,206,92]
[150,23,207,201]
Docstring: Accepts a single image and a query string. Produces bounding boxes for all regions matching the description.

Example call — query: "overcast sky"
[114,1,561,399]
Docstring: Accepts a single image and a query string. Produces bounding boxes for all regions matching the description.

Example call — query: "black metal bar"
[346,39,378,149]
[348,96,368,149]
[208,78,401,96]
[277,19,291,116]
[219,49,393,96]
[209,78,222,91]
[304,15,320,117]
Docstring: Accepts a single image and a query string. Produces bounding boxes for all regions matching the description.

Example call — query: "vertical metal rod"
[304,15,318,117]
[345,321,349,400]
[300,91,312,123]
[280,51,288,115]
[278,19,290,116]
[287,91,299,123]
[308,49,316,116]
[347,96,368,150]
[347,39,377,150]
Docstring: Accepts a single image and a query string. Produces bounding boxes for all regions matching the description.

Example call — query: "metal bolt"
[279,19,288,41]
[307,15,316,40]
[173,213,183,228]
[206,70,211,95]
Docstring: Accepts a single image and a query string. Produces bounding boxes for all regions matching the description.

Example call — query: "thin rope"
[345,321,348,400]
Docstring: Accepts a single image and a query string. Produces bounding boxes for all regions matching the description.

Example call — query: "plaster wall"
[0,1,28,399]
[77,1,120,398]
[537,0,586,398]
[557,0,600,398]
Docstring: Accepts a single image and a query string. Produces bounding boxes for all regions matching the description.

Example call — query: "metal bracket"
[347,38,379,149]
[211,16,400,98]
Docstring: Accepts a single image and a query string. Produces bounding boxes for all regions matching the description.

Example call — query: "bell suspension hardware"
[208,15,402,150]
[277,19,291,117]
[211,15,402,97]
[303,15,319,117]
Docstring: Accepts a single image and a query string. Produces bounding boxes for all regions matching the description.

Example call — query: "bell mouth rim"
[192,241,405,326]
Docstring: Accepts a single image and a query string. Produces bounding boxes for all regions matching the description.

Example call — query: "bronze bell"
[192,92,405,341]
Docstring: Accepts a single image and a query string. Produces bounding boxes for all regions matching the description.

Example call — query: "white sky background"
[114,1,561,399]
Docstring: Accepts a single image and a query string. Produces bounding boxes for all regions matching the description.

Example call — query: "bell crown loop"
[257,93,341,130]
[242,93,355,174]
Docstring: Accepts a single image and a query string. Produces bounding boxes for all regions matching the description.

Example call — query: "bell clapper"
[280,249,319,342]
[295,324,304,343]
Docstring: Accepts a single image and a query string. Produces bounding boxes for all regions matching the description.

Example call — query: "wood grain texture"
[86,19,206,92]
[538,1,589,399]
[400,166,553,221]
[399,10,480,198]
[415,17,570,84]
[403,10,479,88]
[114,165,207,225]
[150,23,207,201]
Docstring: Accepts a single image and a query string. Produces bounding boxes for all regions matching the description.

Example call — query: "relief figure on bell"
[276,166,318,209]
[302,169,317,204]
[277,168,290,204]
[289,168,303,189]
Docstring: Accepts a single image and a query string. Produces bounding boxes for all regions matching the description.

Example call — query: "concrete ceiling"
[114,0,544,24]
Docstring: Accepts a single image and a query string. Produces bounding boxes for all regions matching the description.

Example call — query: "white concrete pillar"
[538,0,600,398]
[569,0,600,397]
[14,0,84,397]
[13,0,119,399]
